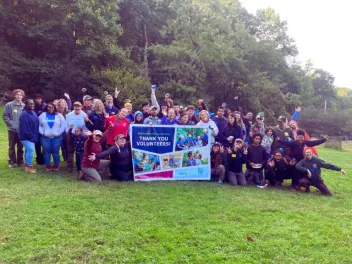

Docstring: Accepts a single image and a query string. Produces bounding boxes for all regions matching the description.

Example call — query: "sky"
[241,0,352,88]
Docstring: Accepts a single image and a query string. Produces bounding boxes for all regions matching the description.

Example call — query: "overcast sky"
[242,0,351,88]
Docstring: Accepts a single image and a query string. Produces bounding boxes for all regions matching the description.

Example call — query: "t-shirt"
[65,111,88,133]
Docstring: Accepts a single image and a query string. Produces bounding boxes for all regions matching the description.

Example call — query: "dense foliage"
[1,0,351,134]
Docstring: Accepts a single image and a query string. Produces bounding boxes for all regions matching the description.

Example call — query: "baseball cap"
[277,116,287,122]
[93,130,103,136]
[213,141,221,146]
[150,105,158,110]
[83,95,92,101]
[114,134,127,141]
[235,138,243,143]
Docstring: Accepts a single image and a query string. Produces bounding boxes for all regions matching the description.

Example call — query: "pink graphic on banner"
[135,171,173,180]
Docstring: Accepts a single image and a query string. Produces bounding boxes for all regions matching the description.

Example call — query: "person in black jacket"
[223,113,243,147]
[277,129,328,188]
[245,133,267,187]
[227,139,247,186]
[296,148,346,196]
[89,134,133,181]
[85,99,106,132]
[271,115,294,155]
[265,150,297,186]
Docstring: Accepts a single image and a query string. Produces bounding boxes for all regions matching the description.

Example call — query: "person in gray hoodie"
[39,103,66,171]
[2,89,25,167]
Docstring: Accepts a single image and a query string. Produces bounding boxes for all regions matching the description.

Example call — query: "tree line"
[1,0,351,136]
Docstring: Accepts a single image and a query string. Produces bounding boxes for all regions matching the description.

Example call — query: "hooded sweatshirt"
[212,115,228,143]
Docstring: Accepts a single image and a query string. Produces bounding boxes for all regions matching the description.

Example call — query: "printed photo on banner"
[182,149,209,167]
[161,153,182,170]
[175,127,208,151]
[133,150,161,174]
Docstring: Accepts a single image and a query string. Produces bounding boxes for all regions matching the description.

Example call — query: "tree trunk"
[143,21,149,78]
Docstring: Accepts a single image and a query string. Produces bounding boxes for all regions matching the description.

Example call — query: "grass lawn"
[1,116,352,263]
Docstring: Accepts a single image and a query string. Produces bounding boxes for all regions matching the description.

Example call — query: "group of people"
[3,87,347,196]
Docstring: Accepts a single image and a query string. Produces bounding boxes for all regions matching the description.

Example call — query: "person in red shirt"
[80,127,112,182]
[104,108,130,146]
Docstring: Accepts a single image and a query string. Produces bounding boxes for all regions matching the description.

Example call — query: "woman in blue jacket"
[19,99,39,173]
[39,103,66,171]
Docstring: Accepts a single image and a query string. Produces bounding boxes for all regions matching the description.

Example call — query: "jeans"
[299,177,332,196]
[21,140,35,166]
[8,131,23,165]
[228,171,247,186]
[41,136,63,166]
[75,151,84,171]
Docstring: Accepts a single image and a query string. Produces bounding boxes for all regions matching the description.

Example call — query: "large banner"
[130,125,211,181]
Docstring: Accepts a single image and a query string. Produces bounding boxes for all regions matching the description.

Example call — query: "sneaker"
[218,180,223,184]
[8,162,15,168]
[51,165,59,171]
[46,165,53,172]
[77,170,85,180]
[257,184,268,189]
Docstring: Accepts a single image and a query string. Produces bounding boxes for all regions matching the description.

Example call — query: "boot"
[46,165,53,172]
[77,170,85,180]
[25,166,37,173]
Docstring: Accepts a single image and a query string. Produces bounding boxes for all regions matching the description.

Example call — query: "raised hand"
[341,169,347,176]
[69,124,74,129]
[85,130,92,136]
[243,146,248,155]
[220,145,224,153]
[323,135,329,140]
[227,147,232,154]
[64,93,70,99]
[296,106,302,112]
[289,158,297,166]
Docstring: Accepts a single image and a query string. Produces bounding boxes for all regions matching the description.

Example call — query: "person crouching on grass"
[210,142,227,184]
[295,148,347,196]
[88,134,133,181]
[245,133,268,187]
[80,124,112,182]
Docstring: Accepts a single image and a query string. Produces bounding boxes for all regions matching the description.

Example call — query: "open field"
[1,114,352,263]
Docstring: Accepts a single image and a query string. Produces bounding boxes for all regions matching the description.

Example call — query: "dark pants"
[290,167,304,187]
[66,134,74,169]
[61,132,68,161]
[8,131,23,165]
[265,169,291,186]
[35,140,44,165]
[299,177,332,196]
[75,151,84,171]
[111,167,133,181]
[245,168,264,185]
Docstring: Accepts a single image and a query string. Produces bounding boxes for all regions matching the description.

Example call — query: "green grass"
[1,112,352,263]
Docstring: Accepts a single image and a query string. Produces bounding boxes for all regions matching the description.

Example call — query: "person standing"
[86,99,106,132]
[197,110,218,144]
[18,99,39,173]
[296,148,347,196]
[104,108,130,147]
[3,89,25,168]
[213,107,228,144]
[271,116,294,154]
[65,102,88,172]
[39,103,66,171]
[34,94,46,165]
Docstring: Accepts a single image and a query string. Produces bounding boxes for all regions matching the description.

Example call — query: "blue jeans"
[41,136,63,166]
[21,140,35,166]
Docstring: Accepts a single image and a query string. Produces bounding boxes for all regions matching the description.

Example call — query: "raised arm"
[151,89,160,113]
[319,159,342,172]
[291,106,301,121]
[305,138,327,147]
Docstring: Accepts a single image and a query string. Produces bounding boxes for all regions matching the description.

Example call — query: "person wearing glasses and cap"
[82,95,93,115]
[80,126,112,182]
[226,138,248,186]
[88,134,133,181]
[271,115,294,155]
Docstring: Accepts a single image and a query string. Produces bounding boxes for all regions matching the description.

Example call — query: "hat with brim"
[93,130,103,136]
[83,95,92,101]
[235,138,243,143]
[114,134,127,141]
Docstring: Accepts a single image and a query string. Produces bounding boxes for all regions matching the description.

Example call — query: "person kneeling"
[80,128,111,182]
[295,148,346,196]
[210,142,227,184]
[89,134,133,181]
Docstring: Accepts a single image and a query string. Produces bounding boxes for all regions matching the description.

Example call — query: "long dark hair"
[227,113,238,126]
[44,102,58,114]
